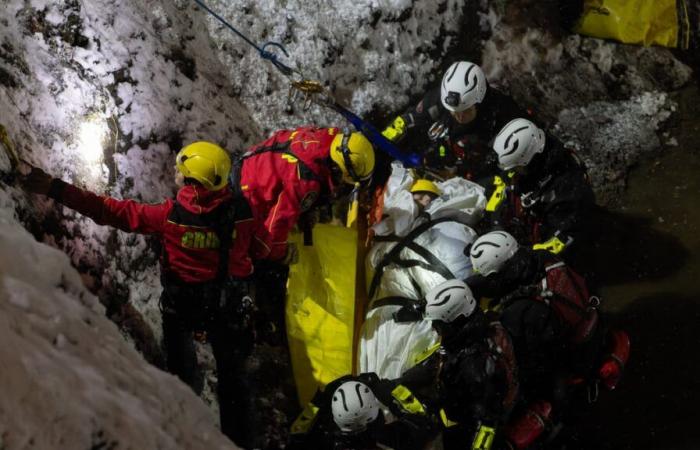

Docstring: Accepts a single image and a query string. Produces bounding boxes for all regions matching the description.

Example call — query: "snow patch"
[553,91,677,204]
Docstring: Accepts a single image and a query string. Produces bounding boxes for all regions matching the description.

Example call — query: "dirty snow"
[0,212,237,449]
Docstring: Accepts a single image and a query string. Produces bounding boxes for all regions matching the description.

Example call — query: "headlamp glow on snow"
[76,115,108,164]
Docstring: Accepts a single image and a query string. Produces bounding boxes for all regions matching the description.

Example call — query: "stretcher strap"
[368,213,472,299]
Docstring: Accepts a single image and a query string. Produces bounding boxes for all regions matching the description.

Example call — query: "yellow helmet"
[175,141,231,191]
[330,130,375,183]
[410,179,441,196]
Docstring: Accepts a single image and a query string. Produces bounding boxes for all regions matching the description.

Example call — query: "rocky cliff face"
[0,0,694,447]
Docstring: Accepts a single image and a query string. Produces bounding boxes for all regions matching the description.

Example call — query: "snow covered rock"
[200,0,465,133]
[0,217,237,449]
[554,92,677,204]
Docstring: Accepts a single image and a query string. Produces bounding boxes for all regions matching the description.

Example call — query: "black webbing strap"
[404,241,455,280]
[368,212,474,300]
[213,202,237,281]
[369,296,423,311]
[230,138,323,192]
[543,263,590,317]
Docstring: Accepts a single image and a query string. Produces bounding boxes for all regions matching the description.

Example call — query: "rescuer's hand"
[18,162,54,196]
[281,242,299,265]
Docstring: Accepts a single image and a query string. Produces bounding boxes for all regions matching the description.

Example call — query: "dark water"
[574,85,700,450]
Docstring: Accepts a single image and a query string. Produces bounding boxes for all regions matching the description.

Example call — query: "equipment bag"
[537,262,599,344]
[574,0,692,49]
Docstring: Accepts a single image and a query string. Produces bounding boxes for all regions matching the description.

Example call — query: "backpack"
[535,262,599,344]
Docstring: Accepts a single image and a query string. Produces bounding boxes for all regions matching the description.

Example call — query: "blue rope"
[191,0,421,168]
[192,0,296,76]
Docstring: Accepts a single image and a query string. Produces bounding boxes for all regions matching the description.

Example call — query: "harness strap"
[368,213,472,299]
[163,192,252,284]
[541,262,591,317]
[404,241,455,281]
[234,139,323,185]
[369,296,422,311]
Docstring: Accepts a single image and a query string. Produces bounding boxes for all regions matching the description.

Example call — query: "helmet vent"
[445,63,459,83]
[432,293,452,307]
[502,139,520,157]
[471,240,501,258]
[355,383,365,407]
[463,64,475,85]
[339,388,348,411]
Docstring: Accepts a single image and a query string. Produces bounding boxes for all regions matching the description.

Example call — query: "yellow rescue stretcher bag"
[286,224,358,405]
[574,0,691,49]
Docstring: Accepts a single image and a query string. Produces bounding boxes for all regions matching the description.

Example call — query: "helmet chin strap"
[339,128,360,183]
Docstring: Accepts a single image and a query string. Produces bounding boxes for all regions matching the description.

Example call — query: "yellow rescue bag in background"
[575,0,691,49]
[286,224,358,406]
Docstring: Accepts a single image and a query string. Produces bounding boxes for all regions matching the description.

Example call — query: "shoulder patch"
[300,191,319,212]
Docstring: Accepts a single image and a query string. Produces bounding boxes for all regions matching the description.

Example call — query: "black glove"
[18,163,54,196]
[223,278,256,334]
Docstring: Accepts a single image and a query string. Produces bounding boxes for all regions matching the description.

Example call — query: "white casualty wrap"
[359,163,486,379]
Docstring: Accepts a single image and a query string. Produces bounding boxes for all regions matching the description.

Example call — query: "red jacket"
[240,126,337,260]
[50,180,260,283]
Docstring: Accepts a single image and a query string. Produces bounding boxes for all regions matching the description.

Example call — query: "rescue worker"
[410,178,441,212]
[381,61,531,179]
[18,142,262,447]
[466,230,550,301]
[236,126,375,346]
[288,373,439,450]
[395,279,519,450]
[484,118,595,258]
[467,231,629,449]
[238,126,375,263]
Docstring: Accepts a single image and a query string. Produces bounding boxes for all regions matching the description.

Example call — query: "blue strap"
[333,104,422,168]
[192,0,421,168]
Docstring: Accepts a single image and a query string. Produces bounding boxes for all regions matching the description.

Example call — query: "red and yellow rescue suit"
[46,180,264,282]
[239,126,337,261]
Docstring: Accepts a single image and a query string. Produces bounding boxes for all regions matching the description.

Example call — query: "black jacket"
[437,312,518,426]
[288,373,438,450]
[386,86,530,178]
[484,141,595,251]
[467,247,553,301]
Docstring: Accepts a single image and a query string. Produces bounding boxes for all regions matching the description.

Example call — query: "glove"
[18,163,54,196]
[382,116,406,142]
[281,242,299,265]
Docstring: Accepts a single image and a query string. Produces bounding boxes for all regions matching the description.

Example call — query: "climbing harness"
[191,0,421,167]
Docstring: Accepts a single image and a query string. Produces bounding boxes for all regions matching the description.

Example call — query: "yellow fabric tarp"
[286,224,358,406]
[575,0,690,49]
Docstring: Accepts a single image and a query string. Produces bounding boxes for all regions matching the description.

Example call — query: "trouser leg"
[161,307,198,389]
[208,280,256,446]
[253,260,289,346]
[209,324,254,446]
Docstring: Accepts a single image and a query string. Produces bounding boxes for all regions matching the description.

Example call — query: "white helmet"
[424,279,477,323]
[331,381,381,433]
[469,231,519,276]
[493,118,546,170]
[440,61,487,112]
